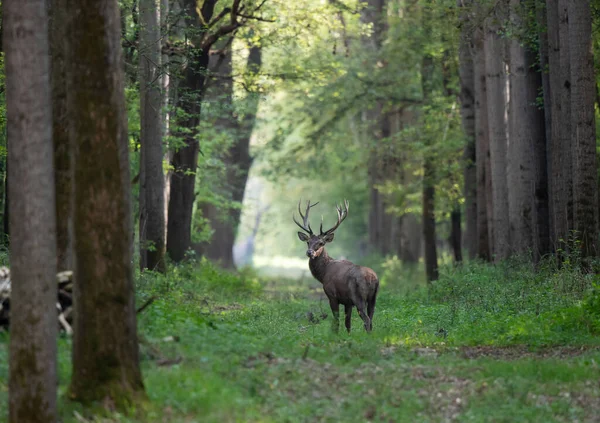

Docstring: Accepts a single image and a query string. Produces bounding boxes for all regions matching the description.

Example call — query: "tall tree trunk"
[67,0,144,404]
[50,0,73,272]
[553,0,573,251]
[166,0,231,262]
[485,16,510,260]
[473,24,491,261]
[568,0,598,260]
[546,0,561,252]
[139,0,166,272]
[423,159,438,281]
[457,0,477,260]
[508,0,548,257]
[534,0,552,260]
[5,0,58,420]
[421,11,438,281]
[161,0,171,245]
[361,0,396,256]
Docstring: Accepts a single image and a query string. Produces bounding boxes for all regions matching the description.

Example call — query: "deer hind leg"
[367,283,379,329]
[355,299,371,333]
[344,304,352,333]
[329,298,340,333]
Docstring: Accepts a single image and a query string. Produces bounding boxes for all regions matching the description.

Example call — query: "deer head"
[294,199,349,259]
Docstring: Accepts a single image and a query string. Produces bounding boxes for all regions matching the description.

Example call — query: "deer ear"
[298,232,310,242]
[323,233,335,243]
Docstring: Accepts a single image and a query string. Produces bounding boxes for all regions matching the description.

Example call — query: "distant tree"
[360,0,399,257]
[421,7,438,282]
[568,0,598,260]
[457,0,477,260]
[200,44,262,268]
[473,21,491,261]
[66,0,144,404]
[167,0,265,262]
[139,0,166,273]
[5,0,58,420]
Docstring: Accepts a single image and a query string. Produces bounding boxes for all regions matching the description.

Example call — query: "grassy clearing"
[1,256,600,422]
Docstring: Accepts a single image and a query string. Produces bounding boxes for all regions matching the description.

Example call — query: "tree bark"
[534,0,552,260]
[66,0,144,404]
[423,159,438,281]
[5,0,58,420]
[508,0,548,256]
[139,0,166,272]
[485,16,510,260]
[552,0,573,251]
[457,0,477,260]
[473,23,491,261]
[449,207,463,263]
[50,0,74,273]
[568,0,598,260]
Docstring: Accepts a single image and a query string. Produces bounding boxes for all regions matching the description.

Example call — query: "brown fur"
[301,235,379,333]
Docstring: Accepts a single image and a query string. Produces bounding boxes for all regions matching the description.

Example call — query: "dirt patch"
[460,345,600,360]
[244,353,473,422]
[527,387,600,423]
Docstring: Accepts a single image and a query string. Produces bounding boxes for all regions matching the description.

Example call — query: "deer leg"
[329,298,340,333]
[356,300,372,333]
[367,293,377,330]
[344,304,352,333]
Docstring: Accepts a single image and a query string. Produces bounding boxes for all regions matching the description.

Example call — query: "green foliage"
[2,258,600,422]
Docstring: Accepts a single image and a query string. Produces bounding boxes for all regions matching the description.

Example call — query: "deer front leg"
[329,298,340,333]
[344,304,352,333]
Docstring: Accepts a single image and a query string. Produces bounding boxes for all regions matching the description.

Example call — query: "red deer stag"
[294,200,379,333]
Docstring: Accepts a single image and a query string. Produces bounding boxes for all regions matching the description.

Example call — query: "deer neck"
[308,248,332,284]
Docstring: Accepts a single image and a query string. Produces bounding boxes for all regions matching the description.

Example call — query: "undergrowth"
[0,255,600,422]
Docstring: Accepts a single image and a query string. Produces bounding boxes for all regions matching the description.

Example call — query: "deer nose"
[306,249,314,258]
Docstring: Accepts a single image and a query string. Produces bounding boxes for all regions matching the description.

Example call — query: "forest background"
[3,0,600,421]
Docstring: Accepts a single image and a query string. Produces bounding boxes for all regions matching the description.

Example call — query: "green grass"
[1,256,600,422]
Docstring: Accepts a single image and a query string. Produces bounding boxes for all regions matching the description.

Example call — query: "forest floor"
[1,257,600,422]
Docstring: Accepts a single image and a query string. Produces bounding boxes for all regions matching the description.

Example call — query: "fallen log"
[0,267,74,334]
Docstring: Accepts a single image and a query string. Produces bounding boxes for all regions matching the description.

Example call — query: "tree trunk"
[457,0,477,260]
[166,0,222,262]
[485,17,510,260]
[534,0,552,260]
[508,0,547,256]
[5,0,58,420]
[67,0,144,404]
[473,24,491,261]
[361,0,396,256]
[568,0,598,260]
[50,0,74,273]
[421,18,438,281]
[423,159,438,281]
[139,0,166,272]
[449,207,463,263]
[552,0,573,251]
[546,0,562,252]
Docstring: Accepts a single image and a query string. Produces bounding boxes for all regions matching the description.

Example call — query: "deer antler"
[293,199,319,235]
[320,200,349,235]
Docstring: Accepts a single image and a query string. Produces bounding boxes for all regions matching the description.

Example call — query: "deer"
[294,200,379,333]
